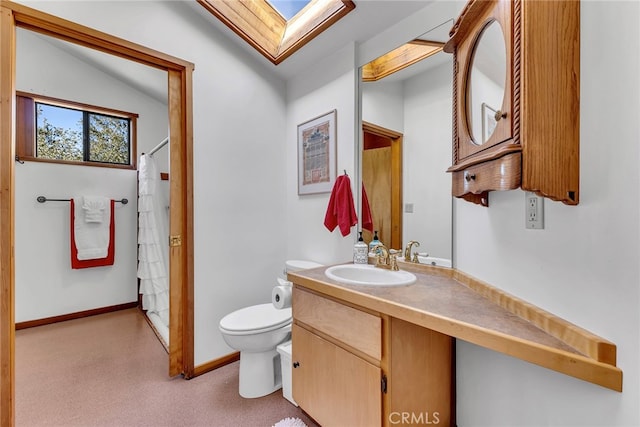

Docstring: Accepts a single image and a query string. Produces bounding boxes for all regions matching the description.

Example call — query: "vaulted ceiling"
[185,0,436,80]
[22,0,443,104]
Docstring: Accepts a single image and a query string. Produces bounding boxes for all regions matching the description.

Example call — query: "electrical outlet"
[525,192,544,229]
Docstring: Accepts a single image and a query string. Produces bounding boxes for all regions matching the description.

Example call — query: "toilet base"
[238,348,283,398]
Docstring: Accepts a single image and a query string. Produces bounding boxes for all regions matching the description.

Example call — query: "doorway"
[362,122,403,250]
[0,2,194,424]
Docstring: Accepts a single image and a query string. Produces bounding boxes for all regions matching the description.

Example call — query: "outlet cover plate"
[525,192,544,229]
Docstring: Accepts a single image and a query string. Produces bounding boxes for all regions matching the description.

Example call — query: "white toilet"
[219,259,323,398]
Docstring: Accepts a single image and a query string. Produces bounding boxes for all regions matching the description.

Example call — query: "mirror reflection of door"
[362,122,402,250]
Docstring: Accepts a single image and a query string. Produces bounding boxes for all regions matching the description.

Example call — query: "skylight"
[362,40,444,82]
[197,0,355,65]
[268,0,312,20]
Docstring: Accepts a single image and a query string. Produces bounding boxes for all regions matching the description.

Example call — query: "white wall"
[468,69,503,144]
[453,1,640,425]
[285,44,358,265]
[15,29,167,322]
[403,62,453,260]
[17,1,288,366]
[362,80,404,132]
[15,164,137,321]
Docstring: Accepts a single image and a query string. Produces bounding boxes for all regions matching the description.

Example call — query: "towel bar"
[36,196,128,205]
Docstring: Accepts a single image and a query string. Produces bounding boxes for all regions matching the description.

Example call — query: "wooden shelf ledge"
[288,263,622,392]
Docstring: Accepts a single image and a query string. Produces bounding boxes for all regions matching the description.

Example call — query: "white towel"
[74,196,111,260]
[82,196,107,223]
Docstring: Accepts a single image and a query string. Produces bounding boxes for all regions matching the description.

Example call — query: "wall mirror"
[445,0,579,206]
[359,20,453,265]
[466,20,506,145]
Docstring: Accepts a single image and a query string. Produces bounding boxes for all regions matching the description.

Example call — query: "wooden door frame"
[0,2,195,424]
[362,121,403,249]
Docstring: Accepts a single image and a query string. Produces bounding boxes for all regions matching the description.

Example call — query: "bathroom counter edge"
[287,263,622,392]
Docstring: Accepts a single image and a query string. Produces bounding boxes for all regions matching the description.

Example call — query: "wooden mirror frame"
[452,1,515,163]
[444,0,580,206]
[0,2,195,424]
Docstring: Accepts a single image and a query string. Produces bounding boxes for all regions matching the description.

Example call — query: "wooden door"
[362,123,402,250]
[292,324,381,427]
[363,144,392,246]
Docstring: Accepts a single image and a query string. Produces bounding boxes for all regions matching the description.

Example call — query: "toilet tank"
[284,259,323,274]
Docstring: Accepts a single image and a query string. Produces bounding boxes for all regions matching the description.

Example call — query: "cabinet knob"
[494,110,507,121]
[465,172,476,182]
[293,361,300,368]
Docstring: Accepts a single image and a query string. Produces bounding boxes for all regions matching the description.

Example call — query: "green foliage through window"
[36,102,131,165]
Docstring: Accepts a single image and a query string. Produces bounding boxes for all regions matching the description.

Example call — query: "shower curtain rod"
[36,196,129,205]
[147,137,169,156]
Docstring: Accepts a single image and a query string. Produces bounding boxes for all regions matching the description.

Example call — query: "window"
[197,0,355,65]
[16,92,137,169]
[267,0,312,20]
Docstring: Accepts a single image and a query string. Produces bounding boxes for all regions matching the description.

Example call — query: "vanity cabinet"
[388,318,453,426]
[292,287,381,426]
[445,0,580,206]
[291,286,454,426]
[292,325,381,426]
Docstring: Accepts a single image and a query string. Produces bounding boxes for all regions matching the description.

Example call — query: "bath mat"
[273,417,307,427]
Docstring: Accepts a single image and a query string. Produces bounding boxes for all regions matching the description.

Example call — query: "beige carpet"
[15,308,317,426]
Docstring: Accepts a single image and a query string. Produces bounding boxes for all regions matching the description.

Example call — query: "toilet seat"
[219,303,291,336]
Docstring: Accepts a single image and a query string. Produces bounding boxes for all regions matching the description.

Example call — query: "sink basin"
[324,264,417,286]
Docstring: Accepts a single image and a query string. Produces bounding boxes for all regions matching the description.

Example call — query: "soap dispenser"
[368,230,382,255]
[353,231,368,264]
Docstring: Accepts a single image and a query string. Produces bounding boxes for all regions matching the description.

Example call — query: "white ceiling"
[22,1,447,104]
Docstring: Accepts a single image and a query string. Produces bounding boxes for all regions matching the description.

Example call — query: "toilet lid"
[286,259,323,272]
[220,303,292,334]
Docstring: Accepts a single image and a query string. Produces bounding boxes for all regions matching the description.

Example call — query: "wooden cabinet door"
[292,324,381,427]
[389,318,454,426]
[446,0,580,206]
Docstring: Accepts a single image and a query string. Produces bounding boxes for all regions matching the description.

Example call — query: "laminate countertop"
[288,261,622,392]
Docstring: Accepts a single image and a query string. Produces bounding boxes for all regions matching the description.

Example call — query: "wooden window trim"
[196,0,355,65]
[15,91,138,170]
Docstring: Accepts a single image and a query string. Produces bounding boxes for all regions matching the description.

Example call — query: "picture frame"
[481,102,498,143]
[297,110,337,195]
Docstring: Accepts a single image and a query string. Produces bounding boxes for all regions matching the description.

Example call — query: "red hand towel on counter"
[70,199,115,269]
[324,175,358,237]
[361,183,374,233]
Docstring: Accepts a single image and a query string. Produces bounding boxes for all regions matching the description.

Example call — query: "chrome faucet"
[405,240,420,263]
[372,243,399,271]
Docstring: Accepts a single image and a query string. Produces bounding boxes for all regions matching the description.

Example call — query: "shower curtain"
[138,153,170,344]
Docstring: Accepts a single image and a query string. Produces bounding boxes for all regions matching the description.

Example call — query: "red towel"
[70,199,115,269]
[361,184,374,233]
[324,175,358,237]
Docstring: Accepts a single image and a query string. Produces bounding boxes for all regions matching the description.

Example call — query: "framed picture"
[481,102,498,143]
[297,110,337,195]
